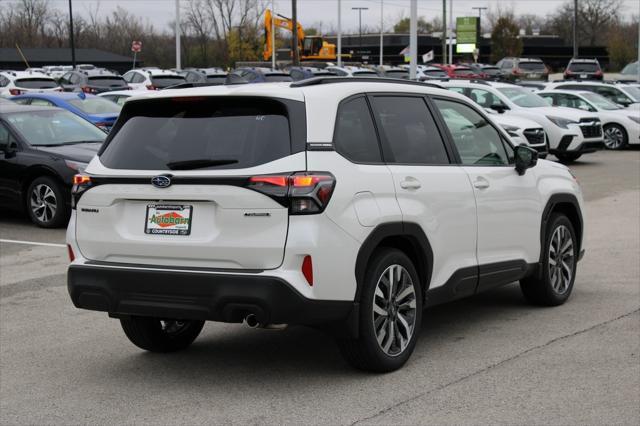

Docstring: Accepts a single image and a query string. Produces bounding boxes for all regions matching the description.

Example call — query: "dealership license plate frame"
[144,204,193,236]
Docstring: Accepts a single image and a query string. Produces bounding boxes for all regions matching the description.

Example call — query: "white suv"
[67,78,585,372]
[122,68,186,90]
[440,80,604,163]
[0,71,61,98]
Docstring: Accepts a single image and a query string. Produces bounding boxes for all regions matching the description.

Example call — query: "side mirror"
[490,104,507,114]
[515,145,538,175]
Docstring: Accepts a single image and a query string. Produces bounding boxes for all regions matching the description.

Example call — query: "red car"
[432,64,481,79]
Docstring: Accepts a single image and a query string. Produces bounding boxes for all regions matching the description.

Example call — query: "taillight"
[301,255,313,286]
[565,69,573,75]
[72,174,92,208]
[9,88,22,95]
[513,68,522,75]
[595,70,603,76]
[81,86,95,94]
[146,84,156,90]
[67,244,75,262]
[247,172,336,215]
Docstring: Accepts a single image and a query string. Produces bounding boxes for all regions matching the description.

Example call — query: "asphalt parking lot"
[1,149,639,425]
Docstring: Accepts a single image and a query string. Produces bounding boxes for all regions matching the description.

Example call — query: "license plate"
[145,204,192,235]
[580,74,587,79]
[527,73,539,79]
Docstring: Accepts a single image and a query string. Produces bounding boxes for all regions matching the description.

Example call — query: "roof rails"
[290,76,443,90]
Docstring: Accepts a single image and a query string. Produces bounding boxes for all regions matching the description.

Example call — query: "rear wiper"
[63,140,104,145]
[166,158,238,170]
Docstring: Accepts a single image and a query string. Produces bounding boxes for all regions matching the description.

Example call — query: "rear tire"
[555,153,582,164]
[120,317,205,353]
[337,248,422,372]
[603,124,628,150]
[520,214,577,306]
[26,176,70,228]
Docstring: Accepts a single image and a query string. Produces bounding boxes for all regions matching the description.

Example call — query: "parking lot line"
[0,239,66,248]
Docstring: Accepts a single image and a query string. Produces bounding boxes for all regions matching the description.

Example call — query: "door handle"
[473,177,490,189]
[400,177,421,190]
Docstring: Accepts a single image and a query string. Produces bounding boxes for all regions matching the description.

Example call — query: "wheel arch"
[354,222,434,303]
[541,193,584,262]
[20,166,68,208]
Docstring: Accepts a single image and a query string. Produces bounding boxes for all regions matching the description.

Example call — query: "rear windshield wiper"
[166,158,239,170]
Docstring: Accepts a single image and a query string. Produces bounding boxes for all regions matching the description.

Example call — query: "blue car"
[11,92,121,132]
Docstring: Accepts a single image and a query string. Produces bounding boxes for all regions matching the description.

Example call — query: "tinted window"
[151,76,186,88]
[384,70,409,79]
[333,97,381,163]
[14,78,58,89]
[353,71,378,76]
[68,97,122,114]
[206,76,226,85]
[434,99,509,166]
[554,94,594,111]
[264,74,293,82]
[594,86,630,103]
[568,62,599,72]
[87,76,127,87]
[100,98,292,170]
[453,68,472,75]
[372,96,449,165]
[425,69,447,76]
[519,62,545,71]
[5,109,106,146]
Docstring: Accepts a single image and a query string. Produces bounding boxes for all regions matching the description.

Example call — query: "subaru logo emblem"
[151,175,171,188]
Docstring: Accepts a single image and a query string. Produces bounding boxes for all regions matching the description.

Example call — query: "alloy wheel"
[604,126,624,149]
[548,225,575,295]
[372,264,417,357]
[30,184,57,224]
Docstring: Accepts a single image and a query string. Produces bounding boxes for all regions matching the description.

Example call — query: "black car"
[0,103,106,227]
[179,68,228,85]
[462,63,504,80]
[226,68,293,84]
[58,69,130,94]
[288,66,336,81]
[564,58,603,81]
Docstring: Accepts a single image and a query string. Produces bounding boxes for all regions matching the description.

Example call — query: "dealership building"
[0,48,137,73]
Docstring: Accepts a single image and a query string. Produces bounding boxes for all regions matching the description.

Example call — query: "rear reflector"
[302,255,313,286]
[67,245,75,262]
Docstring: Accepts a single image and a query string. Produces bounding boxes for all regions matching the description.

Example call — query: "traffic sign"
[131,41,142,53]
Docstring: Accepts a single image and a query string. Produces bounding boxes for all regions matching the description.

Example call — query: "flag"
[422,50,434,63]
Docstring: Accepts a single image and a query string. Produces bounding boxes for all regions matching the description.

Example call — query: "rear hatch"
[88,76,129,92]
[76,95,306,270]
[15,77,59,92]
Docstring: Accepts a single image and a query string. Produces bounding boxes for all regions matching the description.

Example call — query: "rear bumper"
[68,264,353,326]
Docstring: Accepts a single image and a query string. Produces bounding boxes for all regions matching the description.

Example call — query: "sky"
[5,0,640,33]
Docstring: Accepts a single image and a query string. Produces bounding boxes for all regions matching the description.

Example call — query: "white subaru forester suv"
[67,78,585,372]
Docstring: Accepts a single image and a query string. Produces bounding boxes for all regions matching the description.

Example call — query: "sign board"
[456,16,478,54]
[131,41,142,53]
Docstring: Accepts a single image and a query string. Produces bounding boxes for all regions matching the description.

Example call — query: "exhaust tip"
[244,314,260,328]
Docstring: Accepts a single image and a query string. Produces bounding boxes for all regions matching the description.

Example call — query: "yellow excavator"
[263,9,337,61]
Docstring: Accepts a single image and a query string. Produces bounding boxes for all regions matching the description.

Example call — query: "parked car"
[538,89,640,150]
[441,80,603,163]
[97,90,148,106]
[325,65,379,77]
[42,65,73,80]
[564,58,603,81]
[58,69,130,94]
[0,103,106,227]
[517,81,551,92]
[179,68,228,85]
[461,63,503,80]
[373,65,410,79]
[122,68,186,90]
[432,64,479,79]
[0,71,61,98]
[545,81,640,110]
[67,79,585,372]
[616,61,639,83]
[398,64,449,80]
[496,57,549,82]
[225,67,293,84]
[12,92,121,132]
[487,112,549,157]
[288,66,336,81]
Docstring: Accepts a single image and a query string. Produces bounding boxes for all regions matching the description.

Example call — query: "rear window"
[453,68,472,75]
[519,62,545,71]
[385,70,409,79]
[151,76,186,88]
[425,70,447,76]
[264,74,293,82]
[87,76,127,86]
[100,97,292,170]
[68,97,122,114]
[353,71,378,76]
[15,78,58,89]
[206,76,226,85]
[482,67,501,75]
[568,62,599,72]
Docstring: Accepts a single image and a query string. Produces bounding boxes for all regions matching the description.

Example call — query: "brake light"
[565,69,574,75]
[247,172,336,215]
[67,244,75,262]
[73,174,91,185]
[301,255,313,286]
[595,70,603,76]
[81,86,96,94]
[513,68,522,75]
[146,84,156,90]
[71,174,92,209]
[9,88,22,95]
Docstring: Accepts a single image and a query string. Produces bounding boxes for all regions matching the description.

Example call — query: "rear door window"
[100,97,294,170]
[371,96,450,165]
[333,96,381,163]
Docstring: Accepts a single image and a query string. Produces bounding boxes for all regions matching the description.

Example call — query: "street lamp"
[352,7,368,49]
[68,0,76,68]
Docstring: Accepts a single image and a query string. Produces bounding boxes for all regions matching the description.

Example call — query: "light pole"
[292,0,299,65]
[442,0,447,64]
[271,0,276,69]
[379,0,384,66]
[352,7,368,49]
[409,0,417,79]
[175,0,181,70]
[573,0,578,58]
[472,6,487,32]
[68,0,76,68]
[448,0,453,65]
[337,0,342,67]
